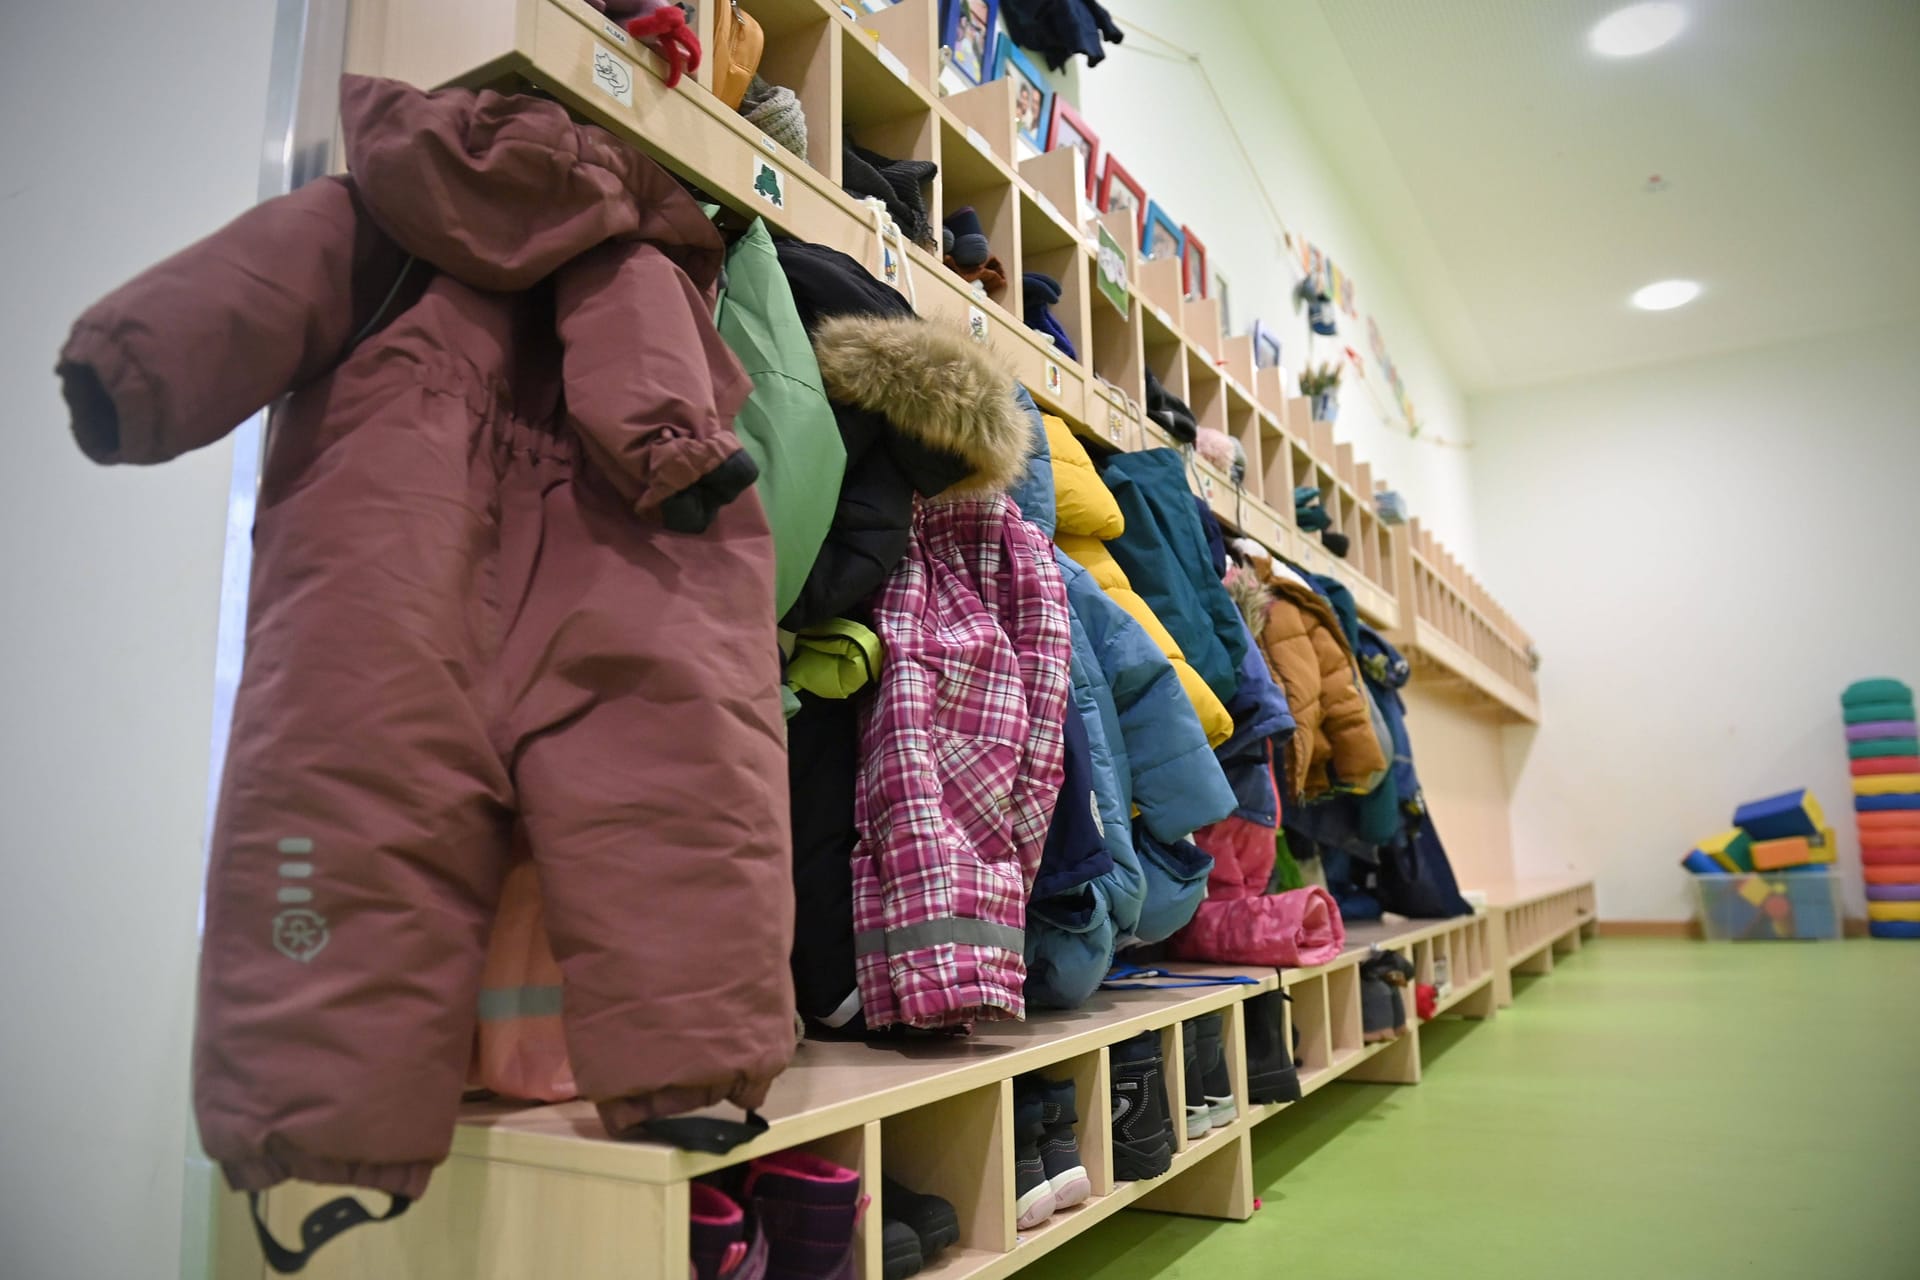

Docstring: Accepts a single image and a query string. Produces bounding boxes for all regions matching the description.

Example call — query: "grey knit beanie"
[741,75,808,160]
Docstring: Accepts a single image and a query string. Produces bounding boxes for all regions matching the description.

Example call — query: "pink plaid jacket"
[853,496,1072,1029]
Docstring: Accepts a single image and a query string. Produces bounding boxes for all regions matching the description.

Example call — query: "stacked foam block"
[1844,678,1920,939]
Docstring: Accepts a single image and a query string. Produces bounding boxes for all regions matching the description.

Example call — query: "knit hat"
[841,137,939,249]
[1320,529,1350,559]
[740,75,807,159]
[944,207,989,268]
[1021,272,1078,361]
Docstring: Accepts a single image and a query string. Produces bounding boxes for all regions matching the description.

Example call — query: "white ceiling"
[1240,0,1920,391]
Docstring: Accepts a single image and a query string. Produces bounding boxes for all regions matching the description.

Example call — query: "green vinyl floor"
[1020,937,1920,1280]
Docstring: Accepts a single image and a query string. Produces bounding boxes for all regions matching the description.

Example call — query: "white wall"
[1071,0,1482,560]
[0,2,273,1276]
[1471,319,1920,921]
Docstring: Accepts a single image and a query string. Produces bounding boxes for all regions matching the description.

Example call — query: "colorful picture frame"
[1098,153,1145,241]
[1045,97,1102,200]
[1251,319,1282,369]
[1141,200,1182,262]
[996,41,1052,153]
[941,0,999,87]
[1181,226,1208,300]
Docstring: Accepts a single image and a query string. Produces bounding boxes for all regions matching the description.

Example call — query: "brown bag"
[713,0,765,110]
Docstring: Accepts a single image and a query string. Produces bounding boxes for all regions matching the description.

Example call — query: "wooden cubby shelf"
[216,8,1577,1277]
[221,877,1596,1280]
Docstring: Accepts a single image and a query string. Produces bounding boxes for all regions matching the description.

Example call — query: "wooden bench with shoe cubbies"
[217,879,1596,1280]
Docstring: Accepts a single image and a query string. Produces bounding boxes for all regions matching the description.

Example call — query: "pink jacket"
[853,497,1073,1028]
[1169,765,1347,967]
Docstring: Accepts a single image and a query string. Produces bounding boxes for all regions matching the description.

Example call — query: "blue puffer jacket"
[1215,616,1294,825]
[1010,396,1234,1007]
[1102,450,1249,704]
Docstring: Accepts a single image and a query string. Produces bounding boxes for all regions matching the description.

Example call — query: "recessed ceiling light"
[1631,279,1702,311]
[1589,3,1687,58]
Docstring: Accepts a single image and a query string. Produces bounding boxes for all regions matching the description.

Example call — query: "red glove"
[627,7,701,88]
[1415,982,1437,1021]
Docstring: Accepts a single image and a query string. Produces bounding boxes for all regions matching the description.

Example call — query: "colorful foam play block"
[1733,789,1826,842]
[1751,828,1835,871]
[1858,811,1920,833]
[1846,720,1920,742]
[1864,864,1920,885]
[1855,794,1920,812]
[1854,774,1920,795]
[1867,901,1920,923]
[1693,828,1755,872]
[1852,756,1920,777]
[1867,884,1920,902]
[1845,700,1917,725]
[1736,875,1773,907]
[1852,738,1920,760]
[1860,845,1920,866]
[1680,849,1722,875]
[1868,921,1920,939]
[1842,677,1914,707]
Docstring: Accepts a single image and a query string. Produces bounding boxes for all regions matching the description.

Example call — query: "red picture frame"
[1045,98,1102,201]
[1181,225,1208,301]
[1099,154,1146,242]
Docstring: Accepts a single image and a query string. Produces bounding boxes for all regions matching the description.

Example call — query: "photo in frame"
[995,41,1052,153]
[941,0,999,86]
[1181,226,1207,300]
[1098,153,1146,241]
[1045,97,1102,200]
[1141,200,1182,262]
[1251,319,1282,369]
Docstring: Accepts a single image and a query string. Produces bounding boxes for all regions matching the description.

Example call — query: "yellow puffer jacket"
[1045,416,1233,747]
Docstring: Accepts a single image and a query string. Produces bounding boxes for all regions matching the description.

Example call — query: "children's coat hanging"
[55,75,796,1251]
[853,496,1073,1028]
[1048,421,1233,746]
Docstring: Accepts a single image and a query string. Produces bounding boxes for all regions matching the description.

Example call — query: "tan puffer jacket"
[1226,564,1385,801]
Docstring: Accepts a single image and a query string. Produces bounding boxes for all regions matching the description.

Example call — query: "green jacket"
[715,220,845,617]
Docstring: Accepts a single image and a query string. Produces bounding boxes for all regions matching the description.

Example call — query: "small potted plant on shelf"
[1300,362,1343,423]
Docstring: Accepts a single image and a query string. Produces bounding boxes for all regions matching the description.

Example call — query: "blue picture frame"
[941,0,999,87]
[1141,201,1183,263]
[995,41,1052,153]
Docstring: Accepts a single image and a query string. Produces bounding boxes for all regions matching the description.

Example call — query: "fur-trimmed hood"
[810,314,1029,496]
[1223,565,1272,636]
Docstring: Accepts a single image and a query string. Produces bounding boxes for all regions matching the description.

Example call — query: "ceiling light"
[1588,3,1686,58]
[1631,279,1701,311]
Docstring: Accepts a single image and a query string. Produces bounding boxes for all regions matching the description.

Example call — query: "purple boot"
[691,1182,768,1280]
[744,1150,865,1280]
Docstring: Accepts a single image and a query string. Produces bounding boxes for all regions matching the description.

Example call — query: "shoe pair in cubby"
[689,1144,957,1280]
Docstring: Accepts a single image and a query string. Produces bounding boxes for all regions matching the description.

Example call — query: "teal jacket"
[1101,449,1249,703]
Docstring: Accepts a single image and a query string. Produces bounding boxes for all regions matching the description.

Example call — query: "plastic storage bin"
[1691,870,1843,941]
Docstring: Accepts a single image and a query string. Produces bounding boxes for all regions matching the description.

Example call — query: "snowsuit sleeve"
[555,240,757,529]
[57,177,403,466]
[1097,605,1236,842]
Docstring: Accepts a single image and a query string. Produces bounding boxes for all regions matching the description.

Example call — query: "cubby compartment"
[745,1123,881,1280]
[1185,347,1227,435]
[1143,312,1187,427]
[1087,207,1144,404]
[840,25,938,236]
[1227,391,1263,502]
[1327,964,1364,1060]
[937,113,1018,309]
[736,0,841,175]
[1286,972,1334,1078]
[861,0,939,90]
[1259,415,1292,508]
[1136,255,1184,332]
[881,1081,1014,1266]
